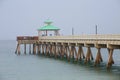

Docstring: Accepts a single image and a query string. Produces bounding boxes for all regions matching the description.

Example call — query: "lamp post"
[72,27,74,35]
[95,25,98,45]
[95,25,97,35]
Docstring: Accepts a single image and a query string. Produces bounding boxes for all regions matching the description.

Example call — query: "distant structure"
[37,19,60,36]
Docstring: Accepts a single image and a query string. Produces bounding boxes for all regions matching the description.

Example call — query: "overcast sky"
[0,0,120,40]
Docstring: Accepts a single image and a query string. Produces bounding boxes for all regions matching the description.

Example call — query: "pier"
[15,35,120,69]
[15,20,120,69]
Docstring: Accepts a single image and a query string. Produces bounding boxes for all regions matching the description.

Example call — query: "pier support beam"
[74,46,77,62]
[50,44,53,57]
[76,46,85,61]
[44,44,47,56]
[15,44,21,55]
[24,44,26,54]
[58,45,61,58]
[64,46,69,60]
[84,47,93,64]
[29,44,31,54]
[18,44,21,55]
[107,49,114,69]
[55,44,59,58]
[37,44,41,54]
[54,44,57,58]
[58,44,62,58]
[61,45,64,59]
[94,48,103,66]
[70,46,75,61]
[69,45,78,62]
[33,44,37,55]
[52,43,56,57]
[42,44,45,55]
[67,46,71,61]
[46,44,49,56]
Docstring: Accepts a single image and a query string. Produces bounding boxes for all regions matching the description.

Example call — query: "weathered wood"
[74,46,78,62]
[77,46,85,61]
[54,44,57,58]
[15,44,19,54]
[18,44,21,55]
[84,47,93,64]
[107,49,114,69]
[24,44,26,54]
[29,44,31,54]
[42,44,45,55]
[50,44,53,56]
[33,44,36,55]
[94,48,103,66]
[46,44,49,56]
[65,46,69,60]
[61,45,64,59]
[38,44,41,54]
[67,46,71,61]
[70,46,74,61]
[51,44,55,57]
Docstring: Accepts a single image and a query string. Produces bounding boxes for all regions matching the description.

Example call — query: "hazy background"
[0,0,120,40]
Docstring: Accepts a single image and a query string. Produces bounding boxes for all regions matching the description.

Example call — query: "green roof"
[38,25,60,31]
[38,20,60,31]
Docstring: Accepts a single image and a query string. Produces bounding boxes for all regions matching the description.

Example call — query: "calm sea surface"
[0,40,120,80]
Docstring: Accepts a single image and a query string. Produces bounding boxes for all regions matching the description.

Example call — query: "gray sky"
[0,0,120,40]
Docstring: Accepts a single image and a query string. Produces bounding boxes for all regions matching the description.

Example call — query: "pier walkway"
[15,34,120,69]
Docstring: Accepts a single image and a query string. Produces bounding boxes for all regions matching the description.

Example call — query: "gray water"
[0,40,120,80]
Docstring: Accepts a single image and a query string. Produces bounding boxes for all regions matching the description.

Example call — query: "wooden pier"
[15,34,120,69]
[15,36,38,54]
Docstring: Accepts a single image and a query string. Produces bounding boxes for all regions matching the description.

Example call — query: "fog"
[0,0,120,40]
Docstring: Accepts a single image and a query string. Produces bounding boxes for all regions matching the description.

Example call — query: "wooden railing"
[39,34,120,40]
[17,36,38,40]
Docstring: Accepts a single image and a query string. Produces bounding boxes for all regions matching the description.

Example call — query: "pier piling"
[94,48,103,66]
[24,44,26,54]
[29,44,31,54]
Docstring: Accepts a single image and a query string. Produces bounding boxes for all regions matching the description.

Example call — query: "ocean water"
[0,40,120,80]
